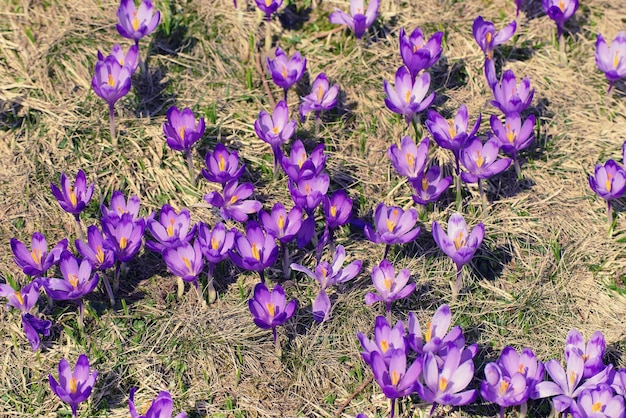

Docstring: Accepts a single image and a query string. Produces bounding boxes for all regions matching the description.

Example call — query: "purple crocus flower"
[102,213,146,263]
[363,203,421,247]
[0,281,51,350]
[365,259,415,313]
[289,173,330,214]
[472,16,516,60]
[416,344,478,408]
[426,105,481,159]
[610,368,626,396]
[75,225,115,271]
[40,251,99,301]
[11,232,68,277]
[230,221,278,276]
[163,241,204,283]
[254,100,296,150]
[570,386,625,418]
[399,28,443,80]
[370,349,422,400]
[432,213,484,295]
[101,190,142,226]
[255,0,283,20]
[116,0,160,44]
[406,305,468,360]
[145,204,196,253]
[92,55,132,108]
[542,0,578,39]
[489,112,535,177]
[387,136,429,179]
[329,0,380,39]
[50,170,94,220]
[49,354,98,418]
[129,388,186,418]
[409,166,452,205]
[533,347,612,414]
[266,47,306,94]
[202,143,245,185]
[595,32,626,92]
[323,190,353,230]
[22,313,52,351]
[260,203,303,244]
[358,316,407,365]
[163,106,205,153]
[204,179,262,223]
[489,68,535,115]
[196,222,235,265]
[299,73,339,120]
[384,66,435,124]
[460,137,512,183]
[565,329,606,379]
[97,44,139,74]
[588,160,626,201]
[281,140,326,181]
[248,282,297,330]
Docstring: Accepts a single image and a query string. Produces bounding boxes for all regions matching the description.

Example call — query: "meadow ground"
[0,0,625,416]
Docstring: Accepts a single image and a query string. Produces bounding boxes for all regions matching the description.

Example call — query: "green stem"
[514,158,522,180]
[109,103,117,148]
[186,150,196,187]
[607,200,613,237]
[478,179,488,212]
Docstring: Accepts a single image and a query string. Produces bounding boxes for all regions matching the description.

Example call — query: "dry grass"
[1,0,626,416]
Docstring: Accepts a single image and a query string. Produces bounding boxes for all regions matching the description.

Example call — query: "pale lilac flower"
[204,180,262,223]
[75,226,115,271]
[409,166,452,205]
[281,140,326,181]
[98,44,139,74]
[565,329,607,379]
[128,388,186,418]
[11,232,68,277]
[490,68,535,115]
[370,348,422,400]
[472,16,516,60]
[202,143,245,185]
[329,0,380,39]
[145,205,196,253]
[116,0,160,44]
[254,100,296,150]
[460,137,512,183]
[489,113,535,161]
[570,386,625,418]
[365,260,415,313]
[542,0,578,39]
[49,354,98,418]
[163,106,205,153]
[358,316,407,365]
[260,203,303,244]
[363,203,420,246]
[266,47,306,93]
[399,28,443,80]
[384,66,435,124]
[595,32,626,91]
[387,136,429,179]
[50,170,95,219]
[300,73,339,120]
[163,241,204,283]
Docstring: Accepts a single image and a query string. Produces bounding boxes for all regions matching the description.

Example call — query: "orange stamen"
[218,155,226,172]
[69,274,79,288]
[107,74,115,87]
[591,402,603,413]
[316,85,324,101]
[499,380,510,395]
[421,177,429,191]
[182,256,192,272]
[167,219,175,237]
[506,123,516,143]
[266,302,275,317]
[425,321,432,342]
[120,237,128,250]
[439,377,448,392]
[31,249,42,264]
[486,32,492,44]
[69,187,77,206]
[330,205,337,217]
[69,377,78,394]
[448,120,457,138]
[406,152,415,168]
[614,51,620,68]
[14,291,24,306]
[454,231,465,250]
[251,243,261,261]
[96,246,105,264]
[179,126,186,141]
[277,215,285,230]
[229,195,238,204]
[380,339,389,353]
[211,237,219,250]
[475,151,485,168]
[391,370,401,386]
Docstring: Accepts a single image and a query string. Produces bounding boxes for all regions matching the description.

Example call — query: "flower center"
[380,339,389,353]
[132,11,139,31]
[386,209,399,232]
[425,321,432,342]
[411,40,424,53]
[406,152,415,168]
[614,51,620,68]
[518,364,527,375]
[421,176,429,191]
[591,402,603,413]
[454,231,465,250]
[69,274,79,288]
[439,377,448,392]
[69,187,78,206]
[179,126,186,141]
[568,370,576,387]
[120,237,128,250]
[383,275,393,291]
[272,126,280,134]
[298,153,306,169]
[485,32,492,44]
[499,380,510,395]
[277,214,285,230]
[316,85,324,101]
[229,195,238,204]
[182,256,192,272]
[558,0,565,12]
[167,218,175,237]
[69,377,78,394]
[14,291,24,306]
[506,123,516,143]
[211,237,219,250]
[218,155,226,172]
[606,173,613,192]
[31,248,42,264]
[266,302,275,317]
[281,65,287,79]
[251,243,261,261]
[108,73,115,87]
[304,184,311,195]
[265,0,272,6]
[448,120,457,138]
[96,246,105,264]
[405,89,412,103]
[475,151,485,168]
[119,58,124,66]
[391,370,400,386]
[330,205,337,217]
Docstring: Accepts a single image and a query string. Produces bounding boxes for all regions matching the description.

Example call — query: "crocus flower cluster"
[0,281,51,350]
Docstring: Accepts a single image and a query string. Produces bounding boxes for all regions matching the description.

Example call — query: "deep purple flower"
[248,282,297,329]
[75,226,115,271]
[363,203,420,245]
[163,106,205,153]
[202,143,245,185]
[426,105,481,158]
[266,47,306,92]
[145,204,196,253]
[50,170,94,218]
[358,316,407,366]
[255,0,283,20]
[489,113,535,159]
[472,16,516,60]
[460,137,512,183]
[365,259,415,311]
[163,241,204,282]
[490,69,534,115]
[588,160,626,201]
[289,173,330,213]
[196,222,235,264]
[22,313,52,351]
[542,0,578,39]
[11,232,68,277]
[432,213,484,273]
[101,190,142,225]
[102,213,145,262]
[328,0,380,39]
[299,73,339,120]
[40,251,99,301]
[204,179,262,223]
[565,329,606,379]
[570,386,625,418]
[387,136,429,179]
[254,100,296,150]
[281,140,326,181]
[323,190,353,229]
[406,305,469,360]
[409,166,452,205]
[92,55,132,107]
[384,66,435,124]
[230,221,278,273]
[260,203,303,244]
[129,388,186,418]
[595,32,626,90]
[370,349,422,400]
[0,280,40,313]
[399,28,443,80]
[49,354,98,418]
[97,44,139,74]
[416,343,478,407]
[116,0,160,42]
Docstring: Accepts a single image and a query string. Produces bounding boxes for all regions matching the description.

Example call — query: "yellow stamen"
[411,40,423,53]
[558,0,565,12]
[31,249,42,264]
[591,402,603,413]
[386,219,396,232]
[179,126,186,141]
[486,32,492,44]
[69,377,78,394]
[96,246,105,265]
[69,274,79,288]
[454,231,465,250]
[182,256,192,272]
[425,321,432,342]
[251,243,261,261]
[439,377,448,392]
[506,123,516,143]
[218,155,226,172]
[281,65,287,79]
[265,0,272,6]
[330,205,337,217]
[405,89,412,103]
[14,291,24,306]
[581,354,589,362]
[383,276,393,291]
[277,214,285,230]
[518,364,526,375]
[69,187,77,207]
[606,173,613,192]
[568,371,577,387]
[448,120,457,138]
[108,74,115,87]
[320,267,327,277]
[614,51,620,68]
[211,237,219,250]
[132,11,139,31]
[391,370,401,386]
[475,151,485,168]
[421,177,429,191]
[266,302,276,317]
[119,58,124,66]
[380,339,389,353]
[316,85,324,101]
[272,126,280,134]
[406,152,415,168]
[167,219,175,237]
[117,205,124,214]
[298,153,306,168]
[120,237,128,250]
[304,184,311,195]
[229,195,238,204]
[499,380,510,395]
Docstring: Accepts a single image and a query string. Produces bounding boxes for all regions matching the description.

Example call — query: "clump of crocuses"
[0,281,51,350]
